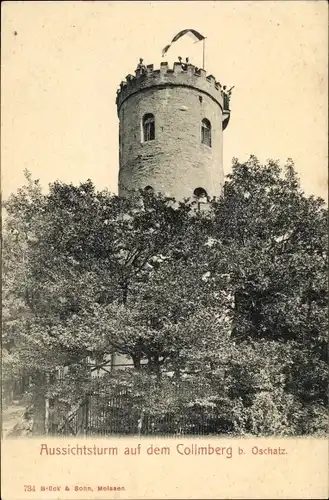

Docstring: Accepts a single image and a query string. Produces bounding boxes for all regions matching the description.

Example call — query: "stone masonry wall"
[117,64,225,200]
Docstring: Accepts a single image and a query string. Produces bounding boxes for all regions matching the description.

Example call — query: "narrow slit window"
[142,113,155,142]
[201,118,212,147]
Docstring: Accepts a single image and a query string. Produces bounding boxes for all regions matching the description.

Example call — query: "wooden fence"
[49,386,223,437]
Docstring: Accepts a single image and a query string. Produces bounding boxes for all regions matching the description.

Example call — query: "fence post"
[137,410,144,437]
[84,397,89,436]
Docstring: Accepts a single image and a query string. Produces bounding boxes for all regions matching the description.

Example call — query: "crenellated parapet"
[116,62,226,114]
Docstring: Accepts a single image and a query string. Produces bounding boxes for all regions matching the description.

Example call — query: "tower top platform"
[116,61,227,113]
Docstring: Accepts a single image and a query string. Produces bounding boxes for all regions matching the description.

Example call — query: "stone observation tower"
[116,60,231,201]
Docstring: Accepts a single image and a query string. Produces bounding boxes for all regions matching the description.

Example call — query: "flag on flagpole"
[162,29,205,57]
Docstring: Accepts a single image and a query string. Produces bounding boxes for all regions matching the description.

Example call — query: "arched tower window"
[142,113,155,142]
[201,118,212,147]
[194,187,209,211]
[194,187,208,200]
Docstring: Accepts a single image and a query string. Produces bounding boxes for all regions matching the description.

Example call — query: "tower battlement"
[116,62,225,113]
[116,58,231,200]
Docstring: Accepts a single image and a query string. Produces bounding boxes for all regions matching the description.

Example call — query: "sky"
[2,1,328,200]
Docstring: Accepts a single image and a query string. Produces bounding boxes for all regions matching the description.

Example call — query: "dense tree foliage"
[3,158,328,436]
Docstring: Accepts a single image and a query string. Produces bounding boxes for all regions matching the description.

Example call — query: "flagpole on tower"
[202,38,206,70]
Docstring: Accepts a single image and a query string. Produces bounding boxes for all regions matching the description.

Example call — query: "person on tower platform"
[226,86,234,109]
[136,58,147,74]
[222,85,234,110]
[182,57,189,71]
